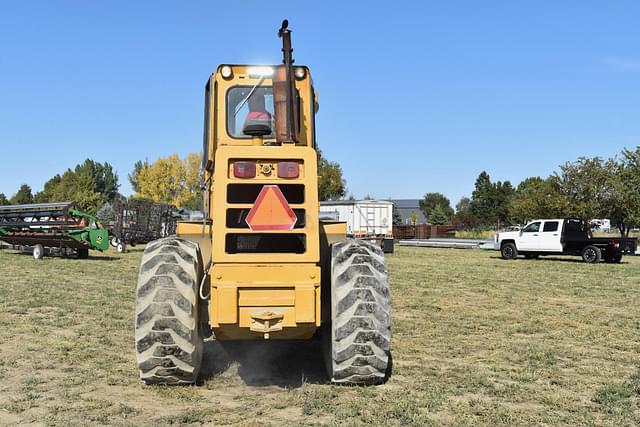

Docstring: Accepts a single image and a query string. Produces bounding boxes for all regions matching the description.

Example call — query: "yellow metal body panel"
[176,221,212,264]
[181,65,348,340]
[210,263,320,340]
[319,221,348,246]
[209,145,319,264]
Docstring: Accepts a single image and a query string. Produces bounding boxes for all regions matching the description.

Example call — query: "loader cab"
[201,64,317,170]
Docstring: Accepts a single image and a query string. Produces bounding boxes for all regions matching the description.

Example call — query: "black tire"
[77,249,89,259]
[135,237,204,385]
[325,239,391,385]
[501,242,518,260]
[581,245,601,263]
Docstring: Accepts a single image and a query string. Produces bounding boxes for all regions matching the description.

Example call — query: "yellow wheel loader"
[134,21,391,385]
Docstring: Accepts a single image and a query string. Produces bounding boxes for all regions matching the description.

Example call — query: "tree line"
[0,159,120,214]
[1,150,346,213]
[416,146,640,237]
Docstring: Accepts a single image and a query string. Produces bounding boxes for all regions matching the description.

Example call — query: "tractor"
[134,21,391,385]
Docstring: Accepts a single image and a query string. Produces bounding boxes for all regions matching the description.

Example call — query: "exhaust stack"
[274,20,298,144]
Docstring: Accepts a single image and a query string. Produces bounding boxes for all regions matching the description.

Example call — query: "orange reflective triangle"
[245,185,297,231]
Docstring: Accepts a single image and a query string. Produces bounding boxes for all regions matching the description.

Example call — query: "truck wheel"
[581,245,601,263]
[325,239,391,385]
[135,237,204,385]
[33,244,44,260]
[500,242,518,260]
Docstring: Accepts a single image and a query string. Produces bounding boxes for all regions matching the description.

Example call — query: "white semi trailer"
[320,200,394,253]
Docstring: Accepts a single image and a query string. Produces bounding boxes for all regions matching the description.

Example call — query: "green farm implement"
[0,201,109,259]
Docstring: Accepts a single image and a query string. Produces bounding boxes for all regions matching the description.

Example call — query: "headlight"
[294,67,306,79]
[221,65,233,79]
[247,66,274,77]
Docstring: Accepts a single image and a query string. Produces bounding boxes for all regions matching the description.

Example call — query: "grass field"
[0,245,638,426]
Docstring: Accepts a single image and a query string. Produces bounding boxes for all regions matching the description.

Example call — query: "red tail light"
[278,162,299,178]
[233,161,256,178]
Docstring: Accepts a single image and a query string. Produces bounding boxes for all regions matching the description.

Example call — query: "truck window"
[522,222,540,233]
[543,221,559,232]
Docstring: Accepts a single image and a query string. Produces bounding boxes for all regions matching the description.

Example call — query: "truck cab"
[496,218,637,263]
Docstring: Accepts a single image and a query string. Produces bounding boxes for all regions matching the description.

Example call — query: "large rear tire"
[325,239,391,385]
[135,237,204,385]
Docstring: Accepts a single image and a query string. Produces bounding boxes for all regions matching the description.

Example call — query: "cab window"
[226,86,275,139]
[543,221,559,232]
[522,222,541,233]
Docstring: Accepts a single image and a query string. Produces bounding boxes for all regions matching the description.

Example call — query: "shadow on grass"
[491,255,632,264]
[199,337,328,388]
[489,255,589,264]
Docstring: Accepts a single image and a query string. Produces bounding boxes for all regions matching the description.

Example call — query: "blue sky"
[1,1,638,206]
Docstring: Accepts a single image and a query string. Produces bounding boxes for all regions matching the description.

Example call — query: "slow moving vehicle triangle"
[245,185,297,231]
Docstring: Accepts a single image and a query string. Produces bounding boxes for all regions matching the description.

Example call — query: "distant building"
[391,199,428,225]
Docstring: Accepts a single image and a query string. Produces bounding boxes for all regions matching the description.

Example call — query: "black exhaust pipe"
[274,19,298,144]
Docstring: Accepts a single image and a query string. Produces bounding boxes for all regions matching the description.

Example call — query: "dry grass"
[0,245,638,426]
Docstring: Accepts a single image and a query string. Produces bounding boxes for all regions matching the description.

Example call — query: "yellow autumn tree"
[133,153,202,209]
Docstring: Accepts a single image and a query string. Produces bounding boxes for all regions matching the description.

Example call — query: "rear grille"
[226,208,306,229]
[225,234,306,254]
[227,184,304,204]
[224,183,307,254]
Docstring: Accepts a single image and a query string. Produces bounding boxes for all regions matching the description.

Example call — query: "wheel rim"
[503,246,513,258]
[584,249,596,262]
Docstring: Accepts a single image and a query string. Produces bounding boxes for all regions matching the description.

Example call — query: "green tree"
[509,176,569,224]
[611,147,640,236]
[129,159,149,193]
[556,157,616,222]
[10,184,34,205]
[0,193,9,206]
[35,159,120,214]
[470,171,494,223]
[317,148,346,201]
[419,192,454,224]
[429,204,451,225]
[452,196,481,229]
[470,171,514,226]
[494,181,514,225]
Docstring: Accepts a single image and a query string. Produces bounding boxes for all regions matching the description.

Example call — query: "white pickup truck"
[495,218,637,263]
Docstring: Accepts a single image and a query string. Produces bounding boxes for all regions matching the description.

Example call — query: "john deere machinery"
[0,201,109,259]
[135,21,391,385]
